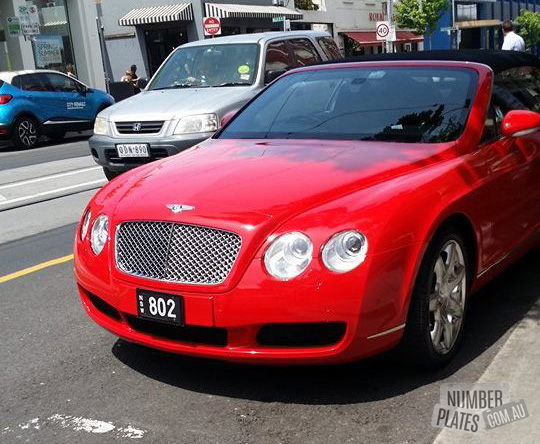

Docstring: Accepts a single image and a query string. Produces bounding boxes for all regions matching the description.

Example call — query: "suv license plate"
[136,289,183,325]
[117,144,150,157]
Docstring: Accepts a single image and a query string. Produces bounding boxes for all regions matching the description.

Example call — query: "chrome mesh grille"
[116,221,241,284]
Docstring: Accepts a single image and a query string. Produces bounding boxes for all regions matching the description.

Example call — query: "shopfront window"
[26,1,77,75]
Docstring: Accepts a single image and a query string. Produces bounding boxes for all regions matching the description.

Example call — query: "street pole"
[95,0,112,92]
[386,0,393,53]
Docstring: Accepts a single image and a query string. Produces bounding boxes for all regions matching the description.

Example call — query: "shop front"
[342,31,423,56]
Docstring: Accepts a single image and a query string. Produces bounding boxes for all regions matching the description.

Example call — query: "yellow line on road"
[0,254,74,284]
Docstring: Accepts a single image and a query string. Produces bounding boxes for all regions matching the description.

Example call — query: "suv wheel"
[13,116,39,149]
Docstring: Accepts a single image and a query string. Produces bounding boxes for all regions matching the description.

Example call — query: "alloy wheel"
[18,119,38,147]
[428,240,467,355]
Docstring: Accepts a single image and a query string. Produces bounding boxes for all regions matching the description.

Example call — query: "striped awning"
[119,3,193,26]
[205,3,302,20]
[43,21,68,27]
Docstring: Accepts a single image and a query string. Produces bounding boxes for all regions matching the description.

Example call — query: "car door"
[16,73,58,123]
[474,76,538,267]
[45,73,93,121]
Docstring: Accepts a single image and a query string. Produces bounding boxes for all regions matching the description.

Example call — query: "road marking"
[0,166,101,190]
[0,179,106,208]
[0,254,74,284]
[12,415,146,439]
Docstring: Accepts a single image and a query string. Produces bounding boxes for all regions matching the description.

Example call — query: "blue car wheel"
[13,116,39,149]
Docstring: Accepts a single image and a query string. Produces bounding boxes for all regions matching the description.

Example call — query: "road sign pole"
[386,0,393,53]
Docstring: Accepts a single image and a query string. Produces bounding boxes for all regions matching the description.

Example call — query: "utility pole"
[95,0,112,91]
[386,0,393,53]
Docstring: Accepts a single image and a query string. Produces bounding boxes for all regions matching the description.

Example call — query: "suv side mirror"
[220,109,239,127]
[501,110,540,138]
[264,68,287,85]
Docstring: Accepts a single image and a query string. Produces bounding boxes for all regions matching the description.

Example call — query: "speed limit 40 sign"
[376,21,390,40]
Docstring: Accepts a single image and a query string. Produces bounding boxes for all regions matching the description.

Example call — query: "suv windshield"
[219,67,478,143]
[148,44,259,90]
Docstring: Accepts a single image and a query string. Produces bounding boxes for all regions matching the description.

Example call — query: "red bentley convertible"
[75,51,540,368]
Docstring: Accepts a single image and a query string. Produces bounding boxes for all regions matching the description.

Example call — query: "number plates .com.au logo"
[431,383,529,433]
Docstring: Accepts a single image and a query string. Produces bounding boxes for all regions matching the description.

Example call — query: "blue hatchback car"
[0,70,114,149]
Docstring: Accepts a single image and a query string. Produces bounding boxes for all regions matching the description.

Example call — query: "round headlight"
[322,230,368,272]
[90,214,109,255]
[80,209,91,241]
[264,232,313,280]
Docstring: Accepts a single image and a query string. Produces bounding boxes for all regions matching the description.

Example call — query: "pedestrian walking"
[501,20,525,51]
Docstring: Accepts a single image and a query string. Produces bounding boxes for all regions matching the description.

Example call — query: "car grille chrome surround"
[115,221,242,285]
[115,121,164,134]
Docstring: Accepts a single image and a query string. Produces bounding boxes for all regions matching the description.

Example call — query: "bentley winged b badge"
[166,204,195,213]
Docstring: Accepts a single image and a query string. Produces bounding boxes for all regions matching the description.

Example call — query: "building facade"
[431,0,540,50]
[0,0,106,89]
[1,0,422,90]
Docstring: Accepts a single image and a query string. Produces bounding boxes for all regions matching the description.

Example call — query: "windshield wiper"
[152,83,194,90]
[216,82,250,87]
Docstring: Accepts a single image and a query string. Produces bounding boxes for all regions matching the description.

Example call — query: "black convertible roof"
[323,50,540,74]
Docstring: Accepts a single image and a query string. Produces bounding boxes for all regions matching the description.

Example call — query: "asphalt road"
[0,139,538,443]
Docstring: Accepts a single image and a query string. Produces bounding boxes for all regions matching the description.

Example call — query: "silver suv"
[89,31,342,179]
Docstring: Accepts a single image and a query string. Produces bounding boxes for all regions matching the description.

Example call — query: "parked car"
[89,31,342,180]
[75,50,540,368]
[0,70,113,149]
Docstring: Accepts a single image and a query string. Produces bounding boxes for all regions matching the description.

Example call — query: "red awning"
[343,31,423,46]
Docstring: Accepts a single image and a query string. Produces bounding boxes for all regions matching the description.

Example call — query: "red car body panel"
[74,61,540,363]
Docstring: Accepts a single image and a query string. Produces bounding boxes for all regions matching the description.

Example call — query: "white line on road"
[11,414,146,439]
[0,179,106,207]
[0,166,101,190]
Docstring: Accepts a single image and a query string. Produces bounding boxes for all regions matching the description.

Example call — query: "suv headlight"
[93,117,109,136]
[322,230,368,272]
[264,232,313,280]
[174,114,218,134]
[90,214,109,255]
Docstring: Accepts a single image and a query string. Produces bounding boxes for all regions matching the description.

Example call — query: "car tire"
[400,227,469,369]
[103,167,122,181]
[47,131,66,141]
[12,116,39,149]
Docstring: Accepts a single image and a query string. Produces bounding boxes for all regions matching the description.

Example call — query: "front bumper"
[89,132,213,172]
[75,238,410,364]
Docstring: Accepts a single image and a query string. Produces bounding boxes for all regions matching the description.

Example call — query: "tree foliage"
[295,0,319,11]
[516,10,540,50]
[394,0,448,40]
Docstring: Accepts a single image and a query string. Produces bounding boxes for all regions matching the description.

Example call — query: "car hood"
[101,87,256,121]
[112,138,452,233]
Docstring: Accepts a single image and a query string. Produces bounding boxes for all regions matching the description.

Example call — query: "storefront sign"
[6,17,22,37]
[34,35,63,67]
[22,23,40,36]
[203,17,221,36]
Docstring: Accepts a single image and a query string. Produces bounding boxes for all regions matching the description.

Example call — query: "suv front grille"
[115,121,164,134]
[115,221,242,285]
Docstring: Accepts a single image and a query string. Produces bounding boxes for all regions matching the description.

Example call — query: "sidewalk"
[434,300,540,444]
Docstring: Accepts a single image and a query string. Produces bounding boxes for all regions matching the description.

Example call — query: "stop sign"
[203,17,221,36]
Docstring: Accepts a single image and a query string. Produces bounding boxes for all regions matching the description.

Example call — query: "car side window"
[289,38,322,67]
[19,74,52,92]
[316,37,342,60]
[11,75,22,89]
[46,73,79,93]
[265,41,292,73]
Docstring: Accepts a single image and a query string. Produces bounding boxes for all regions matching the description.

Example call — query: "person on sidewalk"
[501,20,525,51]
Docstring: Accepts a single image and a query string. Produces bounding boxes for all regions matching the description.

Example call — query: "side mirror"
[137,77,149,89]
[220,109,238,127]
[77,83,88,95]
[264,68,287,85]
[501,110,540,138]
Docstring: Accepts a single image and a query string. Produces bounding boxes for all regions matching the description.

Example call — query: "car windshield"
[218,67,478,143]
[148,44,259,90]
